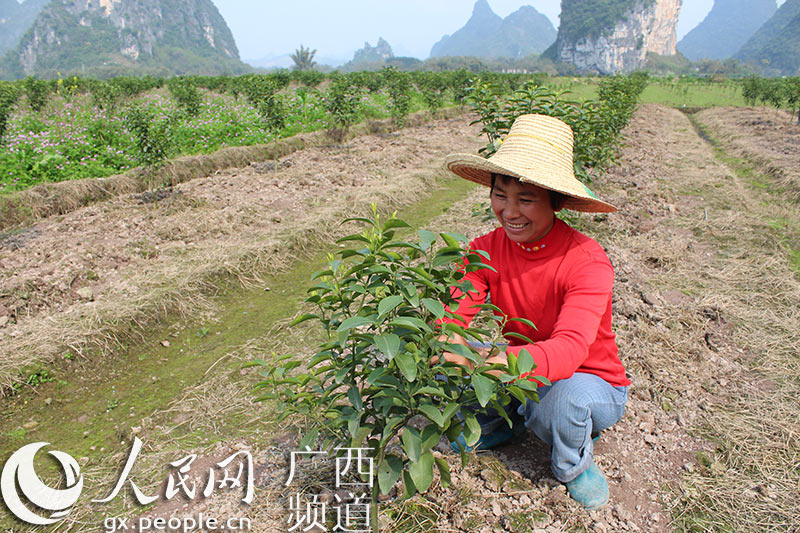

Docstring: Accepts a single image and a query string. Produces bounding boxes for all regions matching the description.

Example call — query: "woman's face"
[491,178,556,243]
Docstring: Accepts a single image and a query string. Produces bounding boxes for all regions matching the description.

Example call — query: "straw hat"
[445,114,616,213]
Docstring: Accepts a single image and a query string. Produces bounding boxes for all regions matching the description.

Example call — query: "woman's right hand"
[431,333,489,370]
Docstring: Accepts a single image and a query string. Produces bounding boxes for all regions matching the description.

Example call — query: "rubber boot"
[565,462,609,510]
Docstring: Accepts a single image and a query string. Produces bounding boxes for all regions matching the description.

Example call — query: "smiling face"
[491,176,557,243]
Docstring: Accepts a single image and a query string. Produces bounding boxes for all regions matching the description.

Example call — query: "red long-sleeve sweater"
[443,219,630,387]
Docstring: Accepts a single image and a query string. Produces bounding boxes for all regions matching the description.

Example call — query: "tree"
[291,45,317,71]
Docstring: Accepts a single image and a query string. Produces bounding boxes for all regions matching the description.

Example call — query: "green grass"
[547,77,748,108]
[640,81,746,108]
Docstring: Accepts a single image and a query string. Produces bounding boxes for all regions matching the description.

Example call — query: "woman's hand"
[484,352,508,377]
[431,333,490,370]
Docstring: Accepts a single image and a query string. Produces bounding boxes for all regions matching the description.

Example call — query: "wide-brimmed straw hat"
[445,114,616,213]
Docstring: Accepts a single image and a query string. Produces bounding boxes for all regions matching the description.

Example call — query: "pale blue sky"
[210,0,782,64]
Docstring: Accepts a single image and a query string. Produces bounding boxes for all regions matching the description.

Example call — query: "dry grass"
[604,105,800,531]
[694,106,800,203]
[0,113,481,391]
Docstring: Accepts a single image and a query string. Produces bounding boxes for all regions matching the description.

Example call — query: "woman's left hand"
[484,352,508,377]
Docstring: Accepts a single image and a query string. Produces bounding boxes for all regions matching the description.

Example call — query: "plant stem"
[371,447,384,533]
[371,479,379,533]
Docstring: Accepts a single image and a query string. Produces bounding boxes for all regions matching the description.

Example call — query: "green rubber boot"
[565,462,609,510]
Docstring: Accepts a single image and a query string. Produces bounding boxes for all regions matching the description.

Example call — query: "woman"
[440,114,630,510]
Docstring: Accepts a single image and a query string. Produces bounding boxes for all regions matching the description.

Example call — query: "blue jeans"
[474,372,628,483]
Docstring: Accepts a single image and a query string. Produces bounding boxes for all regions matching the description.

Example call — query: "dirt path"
[2,104,798,532]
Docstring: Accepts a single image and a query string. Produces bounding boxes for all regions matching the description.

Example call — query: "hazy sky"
[210,0,783,64]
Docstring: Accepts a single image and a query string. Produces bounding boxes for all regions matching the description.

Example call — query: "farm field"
[0,98,799,532]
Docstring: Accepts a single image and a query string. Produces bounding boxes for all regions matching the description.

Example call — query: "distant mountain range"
[677,0,776,61]
[735,0,800,75]
[0,0,250,79]
[1,0,797,78]
[429,0,556,59]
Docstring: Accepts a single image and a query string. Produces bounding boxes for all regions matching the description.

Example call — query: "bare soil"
[2,104,799,533]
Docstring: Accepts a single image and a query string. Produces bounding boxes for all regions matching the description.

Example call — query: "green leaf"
[474,303,504,314]
[409,265,432,280]
[366,367,389,385]
[442,343,482,365]
[409,451,435,493]
[374,333,401,360]
[471,373,494,407]
[498,372,517,383]
[290,313,318,326]
[389,317,430,333]
[401,282,420,307]
[421,424,441,451]
[383,218,410,230]
[336,234,370,244]
[401,426,422,462]
[241,359,268,368]
[417,404,445,428]
[378,294,404,317]
[421,298,445,320]
[341,216,375,226]
[310,269,333,280]
[347,417,360,438]
[506,384,527,405]
[517,349,534,375]
[299,428,318,450]
[532,375,551,386]
[462,410,481,447]
[350,424,372,448]
[414,386,447,398]
[442,322,467,337]
[418,229,436,250]
[508,316,537,330]
[378,455,403,495]
[337,316,373,333]
[440,232,467,247]
[394,351,418,382]
[435,457,452,488]
[506,351,519,375]
[504,331,536,344]
[347,386,362,411]
[308,351,332,367]
[382,417,404,442]
[334,366,350,384]
[445,419,463,443]
[402,470,417,499]
[441,402,460,424]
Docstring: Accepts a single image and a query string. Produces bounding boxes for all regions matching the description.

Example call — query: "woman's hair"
[490,173,567,211]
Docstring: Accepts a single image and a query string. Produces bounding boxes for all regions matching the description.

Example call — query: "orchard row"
[1,69,781,196]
